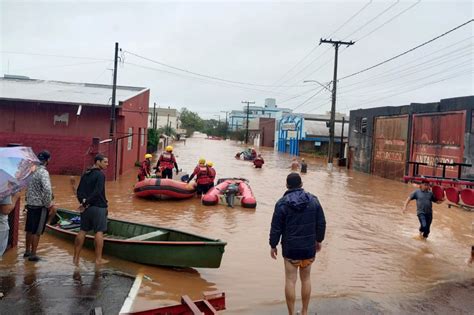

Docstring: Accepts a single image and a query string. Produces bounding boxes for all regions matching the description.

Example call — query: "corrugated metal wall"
[410,111,466,178]
[372,115,408,179]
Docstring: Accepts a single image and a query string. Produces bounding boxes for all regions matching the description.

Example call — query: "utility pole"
[241,101,255,144]
[320,38,354,170]
[109,42,119,137]
[153,102,157,129]
[166,113,170,136]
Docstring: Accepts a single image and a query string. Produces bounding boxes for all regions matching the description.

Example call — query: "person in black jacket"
[73,154,109,266]
[269,173,326,315]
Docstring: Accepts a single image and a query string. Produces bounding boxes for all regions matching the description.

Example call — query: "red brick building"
[0,75,150,180]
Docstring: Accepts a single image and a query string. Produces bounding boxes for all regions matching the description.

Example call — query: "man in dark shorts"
[24,150,54,262]
[269,173,326,315]
[403,179,444,239]
[73,154,109,266]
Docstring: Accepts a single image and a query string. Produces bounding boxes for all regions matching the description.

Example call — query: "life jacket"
[253,158,264,168]
[208,167,216,181]
[159,152,175,170]
[139,160,151,176]
[194,165,211,185]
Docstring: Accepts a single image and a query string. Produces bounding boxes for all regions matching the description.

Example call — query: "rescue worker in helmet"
[138,153,153,181]
[187,158,213,195]
[206,161,216,187]
[156,146,179,179]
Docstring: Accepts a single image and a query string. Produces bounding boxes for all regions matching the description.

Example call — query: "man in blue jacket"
[269,172,326,315]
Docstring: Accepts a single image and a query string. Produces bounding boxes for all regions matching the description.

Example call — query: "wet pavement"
[0,134,473,314]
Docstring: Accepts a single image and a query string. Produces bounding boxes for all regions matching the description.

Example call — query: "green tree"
[180,108,204,137]
[147,128,159,153]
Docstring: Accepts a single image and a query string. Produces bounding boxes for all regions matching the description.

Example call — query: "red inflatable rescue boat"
[202,178,256,208]
[134,178,196,199]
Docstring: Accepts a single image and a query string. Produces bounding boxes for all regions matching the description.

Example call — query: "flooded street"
[1,136,473,314]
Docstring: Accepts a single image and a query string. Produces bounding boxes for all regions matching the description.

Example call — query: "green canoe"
[46,208,227,268]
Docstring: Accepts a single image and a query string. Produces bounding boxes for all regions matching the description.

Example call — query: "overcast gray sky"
[1,0,472,118]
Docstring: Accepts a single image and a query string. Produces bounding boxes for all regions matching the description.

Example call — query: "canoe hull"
[46,209,226,268]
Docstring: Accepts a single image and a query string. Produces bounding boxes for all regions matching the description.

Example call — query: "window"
[355,117,368,133]
[127,127,133,150]
[140,128,145,146]
[361,118,368,133]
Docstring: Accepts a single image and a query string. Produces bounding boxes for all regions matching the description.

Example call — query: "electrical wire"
[339,19,474,81]
[123,50,305,88]
[0,51,111,61]
[339,68,473,111]
[338,37,473,89]
[267,1,373,92]
[123,61,297,96]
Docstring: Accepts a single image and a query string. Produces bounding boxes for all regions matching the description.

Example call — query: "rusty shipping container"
[372,115,409,180]
[410,111,466,178]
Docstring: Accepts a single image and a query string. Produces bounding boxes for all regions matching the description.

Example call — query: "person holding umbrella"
[0,146,40,257]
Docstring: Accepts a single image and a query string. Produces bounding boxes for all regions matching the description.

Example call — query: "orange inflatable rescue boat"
[134,178,196,199]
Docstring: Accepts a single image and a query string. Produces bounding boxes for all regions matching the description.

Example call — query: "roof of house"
[304,120,349,137]
[0,75,148,107]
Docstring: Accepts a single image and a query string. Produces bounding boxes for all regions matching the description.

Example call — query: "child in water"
[402,179,443,239]
[300,158,307,173]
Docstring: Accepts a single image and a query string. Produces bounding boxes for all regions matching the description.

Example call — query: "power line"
[299,0,423,83]
[0,51,111,61]
[338,46,473,94]
[339,58,473,99]
[339,68,473,112]
[355,0,421,42]
[338,37,473,89]
[123,61,296,96]
[267,1,373,92]
[327,1,373,38]
[123,50,304,88]
[12,60,107,72]
[342,0,400,40]
[339,19,474,81]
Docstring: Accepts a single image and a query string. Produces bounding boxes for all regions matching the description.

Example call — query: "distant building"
[229,98,292,131]
[276,112,349,156]
[0,75,149,180]
[348,96,474,180]
[247,117,276,148]
[148,106,186,136]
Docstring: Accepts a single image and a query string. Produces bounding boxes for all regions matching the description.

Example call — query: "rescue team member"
[253,154,264,168]
[250,147,257,160]
[138,154,153,181]
[187,158,213,195]
[206,161,216,187]
[156,146,179,179]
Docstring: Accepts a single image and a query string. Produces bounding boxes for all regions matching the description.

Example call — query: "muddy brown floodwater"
[1,135,473,314]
